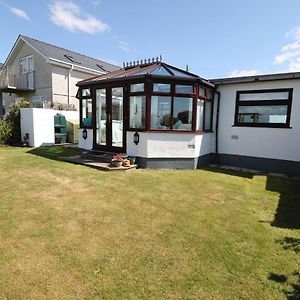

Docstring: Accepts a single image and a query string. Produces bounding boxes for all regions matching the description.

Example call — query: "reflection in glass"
[150,96,171,129]
[153,83,171,93]
[239,92,289,101]
[196,99,204,130]
[82,88,90,97]
[96,89,106,145]
[111,88,123,147]
[176,85,193,93]
[130,83,144,93]
[81,99,92,127]
[172,97,193,130]
[204,101,212,130]
[238,105,288,124]
[130,96,146,129]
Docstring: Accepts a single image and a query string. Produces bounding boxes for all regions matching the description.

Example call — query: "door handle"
[107,114,111,122]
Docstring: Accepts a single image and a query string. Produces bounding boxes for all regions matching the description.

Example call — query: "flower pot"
[123,159,130,167]
[128,157,136,165]
[110,160,123,167]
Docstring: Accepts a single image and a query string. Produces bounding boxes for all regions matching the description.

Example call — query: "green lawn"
[0,146,299,299]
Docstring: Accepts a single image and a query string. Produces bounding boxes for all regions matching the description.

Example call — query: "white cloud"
[228,69,260,77]
[10,7,30,20]
[118,41,130,52]
[49,0,110,34]
[0,2,30,20]
[274,26,300,72]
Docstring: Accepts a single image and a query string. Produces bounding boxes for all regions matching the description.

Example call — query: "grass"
[0,146,299,299]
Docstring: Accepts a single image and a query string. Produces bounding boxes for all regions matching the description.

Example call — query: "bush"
[0,100,30,145]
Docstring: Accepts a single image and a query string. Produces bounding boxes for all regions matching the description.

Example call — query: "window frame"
[79,88,94,129]
[234,88,293,128]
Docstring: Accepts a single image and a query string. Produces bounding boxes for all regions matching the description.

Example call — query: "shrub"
[0,100,30,145]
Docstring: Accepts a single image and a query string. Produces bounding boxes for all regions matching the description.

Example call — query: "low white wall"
[78,129,93,150]
[217,79,300,162]
[21,108,78,147]
[127,131,214,158]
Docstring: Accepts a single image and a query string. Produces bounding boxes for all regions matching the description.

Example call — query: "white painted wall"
[217,79,300,162]
[21,108,78,147]
[78,129,93,150]
[126,131,214,158]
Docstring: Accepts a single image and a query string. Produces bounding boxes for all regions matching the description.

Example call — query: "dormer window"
[64,55,81,64]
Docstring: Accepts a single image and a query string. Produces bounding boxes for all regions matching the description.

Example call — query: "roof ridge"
[20,35,119,68]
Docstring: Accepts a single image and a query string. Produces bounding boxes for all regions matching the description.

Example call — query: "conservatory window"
[153,83,171,93]
[81,98,92,127]
[150,96,171,129]
[172,97,193,130]
[196,99,204,130]
[175,84,194,94]
[130,83,144,93]
[82,88,90,97]
[129,96,146,129]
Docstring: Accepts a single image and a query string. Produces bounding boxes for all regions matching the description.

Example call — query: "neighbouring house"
[76,59,300,175]
[0,35,119,117]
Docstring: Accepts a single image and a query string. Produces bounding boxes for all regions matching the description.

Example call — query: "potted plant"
[110,153,126,167]
[128,157,136,165]
[22,133,29,147]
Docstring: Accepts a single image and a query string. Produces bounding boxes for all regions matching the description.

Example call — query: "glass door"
[95,87,125,152]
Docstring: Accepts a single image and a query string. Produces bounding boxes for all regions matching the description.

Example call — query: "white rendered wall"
[127,132,214,158]
[20,108,78,147]
[78,129,93,150]
[217,79,300,162]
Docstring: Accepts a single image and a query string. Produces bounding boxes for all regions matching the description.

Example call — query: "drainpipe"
[215,90,221,164]
[67,64,74,107]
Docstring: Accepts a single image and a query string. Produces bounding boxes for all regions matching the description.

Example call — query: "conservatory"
[76,59,216,168]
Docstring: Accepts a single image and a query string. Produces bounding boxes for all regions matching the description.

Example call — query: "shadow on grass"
[203,166,256,179]
[27,145,79,162]
[266,176,300,230]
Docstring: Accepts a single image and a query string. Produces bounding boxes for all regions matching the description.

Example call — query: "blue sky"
[1,0,300,78]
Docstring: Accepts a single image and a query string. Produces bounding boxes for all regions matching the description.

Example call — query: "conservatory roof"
[77,61,214,87]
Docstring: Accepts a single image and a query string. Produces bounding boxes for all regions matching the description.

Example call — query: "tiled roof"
[21,35,120,73]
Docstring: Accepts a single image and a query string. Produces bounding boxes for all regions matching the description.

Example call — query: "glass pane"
[130,96,146,129]
[82,99,92,127]
[130,83,144,93]
[82,88,90,97]
[150,96,171,129]
[153,83,171,93]
[173,97,193,130]
[111,87,123,147]
[168,67,192,78]
[239,92,289,101]
[150,66,172,76]
[176,85,194,93]
[96,89,106,145]
[207,89,213,99]
[204,101,212,130]
[199,87,206,97]
[238,105,288,124]
[196,99,204,130]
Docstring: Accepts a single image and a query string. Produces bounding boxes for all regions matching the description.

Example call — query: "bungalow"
[76,59,300,176]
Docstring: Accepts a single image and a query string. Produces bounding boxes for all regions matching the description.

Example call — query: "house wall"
[78,129,93,150]
[20,108,79,147]
[5,40,52,107]
[216,79,300,175]
[52,66,96,110]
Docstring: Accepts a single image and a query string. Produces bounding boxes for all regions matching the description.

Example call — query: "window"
[196,87,213,131]
[82,88,90,97]
[130,83,144,93]
[235,89,292,127]
[150,96,171,129]
[81,98,93,127]
[129,96,146,129]
[175,84,194,93]
[153,83,171,93]
[196,99,204,130]
[19,55,33,73]
[173,97,193,130]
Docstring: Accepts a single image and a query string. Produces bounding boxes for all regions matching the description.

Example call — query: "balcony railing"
[0,66,35,91]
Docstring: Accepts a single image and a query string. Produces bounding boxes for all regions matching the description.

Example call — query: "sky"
[1,0,300,79]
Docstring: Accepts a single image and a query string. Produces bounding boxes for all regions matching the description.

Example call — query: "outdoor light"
[133,131,139,145]
[82,128,87,140]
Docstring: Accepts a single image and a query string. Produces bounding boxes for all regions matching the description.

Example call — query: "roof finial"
[186,64,189,72]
